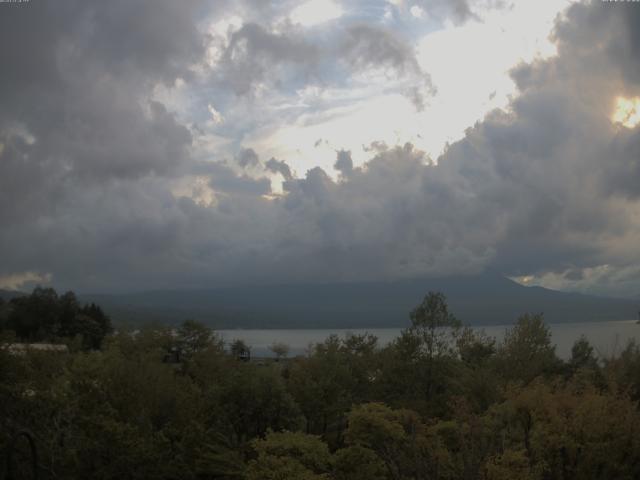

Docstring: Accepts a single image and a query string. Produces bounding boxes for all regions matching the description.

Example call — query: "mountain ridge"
[80,272,640,328]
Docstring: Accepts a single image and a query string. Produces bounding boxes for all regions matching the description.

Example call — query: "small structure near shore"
[162,346,183,364]
[230,339,251,362]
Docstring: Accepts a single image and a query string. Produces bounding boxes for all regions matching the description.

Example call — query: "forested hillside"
[83,273,638,328]
[2,291,640,479]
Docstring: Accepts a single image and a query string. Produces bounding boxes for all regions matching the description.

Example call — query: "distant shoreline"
[215,320,640,360]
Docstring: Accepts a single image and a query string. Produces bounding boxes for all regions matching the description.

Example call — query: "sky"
[1,0,640,297]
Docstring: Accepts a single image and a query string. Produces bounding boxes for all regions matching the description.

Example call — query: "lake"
[218,320,640,359]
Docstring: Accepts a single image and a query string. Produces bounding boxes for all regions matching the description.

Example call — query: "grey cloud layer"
[210,19,432,108]
[2,0,640,296]
[0,0,201,226]
[217,22,321,95]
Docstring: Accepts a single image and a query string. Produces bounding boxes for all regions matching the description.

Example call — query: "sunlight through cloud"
[612,96,640,129]
[290,0,343,27]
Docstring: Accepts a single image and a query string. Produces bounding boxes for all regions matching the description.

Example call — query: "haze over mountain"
[83,273,639,329]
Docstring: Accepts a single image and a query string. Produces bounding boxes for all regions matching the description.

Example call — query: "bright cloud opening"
[410,5,425,18]
[612,96,640,128]
[290,0,343,27]
[208,104,224,125]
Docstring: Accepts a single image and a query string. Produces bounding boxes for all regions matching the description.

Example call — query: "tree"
[569,336,598,371]
[383,292,462,411]
[496,313,560,384]
[287,334,376,436]
[603,339,640,401]
[333,445,386,480]
[78,302,112,347]
[269,342,290,361]
[246,431,332,480]
[409,291,461,361]
[58,291,80,338]
[485,449,542,480]
[0,296,9,331]
[344,402,452,479]
[217,365,303,443]
[490,381,640,479]
[71,314,106,350]
[177,319,221,356]
[457,327,496,366]
[2,288,112,349]
[230,339,250,360]
[455,328,500,411]
[7,287,60,341]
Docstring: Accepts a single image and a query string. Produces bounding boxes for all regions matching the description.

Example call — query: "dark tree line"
[0,287,112,349]
[2,291,640,479]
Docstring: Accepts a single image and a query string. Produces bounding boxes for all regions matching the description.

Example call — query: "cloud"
[512,264,640,298]
[0,0,199,227]
[342,24,422,75]
[290,0,343,27]
[237,148,261,169]
[433,0,640,294]
[207,15,434,108]
[208,104,225,124]
[340,24,435,108]
[397,0,478,24]
[0,272,53,291]
[3,0,640,298]
[266,157,294,180]
[215,22,320,95]
[334,149,354,176]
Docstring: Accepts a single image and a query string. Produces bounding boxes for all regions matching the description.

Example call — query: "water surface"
[218,320,640,359]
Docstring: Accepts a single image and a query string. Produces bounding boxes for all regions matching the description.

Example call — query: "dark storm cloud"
[435,0,640,290]
[272,144,496,282]
[265,158,294,181]
[552,1,640,85]
[334,150,354,177]
[0,0,204,91]
[237,148,261,169]
[0,0,202,227]
[207,164,272,197]
[3,0,640,296]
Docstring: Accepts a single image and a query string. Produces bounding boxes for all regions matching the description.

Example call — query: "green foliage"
[570,335,597,369]
[409,291,461,360]
[269,341,290,360]
[3,287,112,348]
[3,290,640,480]
[287,333,379,436]
[455,328,501,412]
[333,445,386,480]
[377,293,464,416]
[602,339,640,400]
[485,449,542,480]
[230,338,251,358]
[489,381,640,480]
[496,313,560,384]
[177,319,223,356]
[246,431,332,480]
[343,402,457,479]
[217,363,303,443]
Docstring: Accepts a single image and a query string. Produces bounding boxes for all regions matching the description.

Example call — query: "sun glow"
[612,96,640,128]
